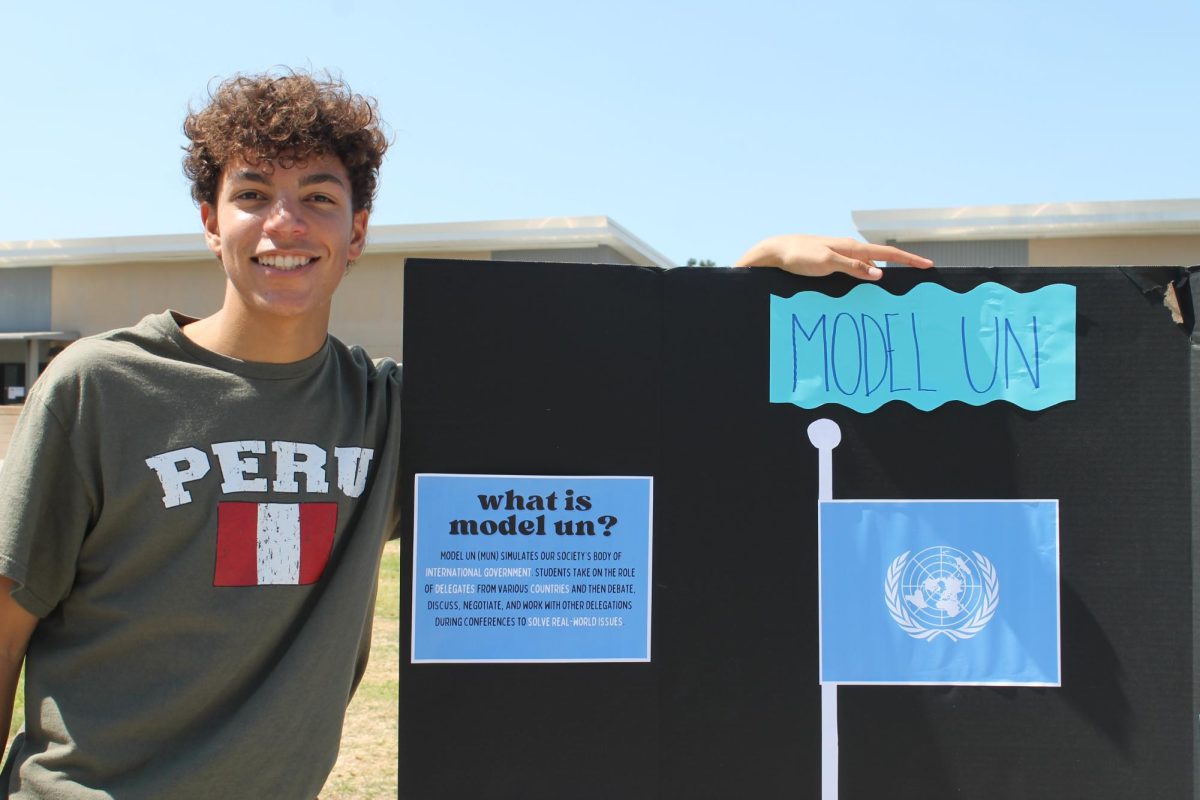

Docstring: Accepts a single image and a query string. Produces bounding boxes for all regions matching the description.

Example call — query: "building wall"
[0,268,52,332]
[888,235,1200,268]
[50,259,226,335]
[1027,235,1200,266]
[0,343,26,363]
[492,245,634,265]
[886,239,1029,267]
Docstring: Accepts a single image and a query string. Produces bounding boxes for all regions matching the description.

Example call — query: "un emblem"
[885,546,999,641]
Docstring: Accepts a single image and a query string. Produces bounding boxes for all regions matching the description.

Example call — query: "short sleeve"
[0,397,96,617]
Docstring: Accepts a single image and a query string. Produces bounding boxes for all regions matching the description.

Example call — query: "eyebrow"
[229,169,271,186]
[299,172,347,189]
[226,170,347,190]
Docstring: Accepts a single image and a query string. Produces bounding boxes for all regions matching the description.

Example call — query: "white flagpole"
[806,418,842,800]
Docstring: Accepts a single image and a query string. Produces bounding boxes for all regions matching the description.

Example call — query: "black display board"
[399,260,1198,799]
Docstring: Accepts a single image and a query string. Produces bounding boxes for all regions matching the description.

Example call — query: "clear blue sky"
[2,0,1197,265]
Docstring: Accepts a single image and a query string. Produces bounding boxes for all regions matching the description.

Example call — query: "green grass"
[322,540,399,798]
[376,545,400,620]
[5,668,22,748]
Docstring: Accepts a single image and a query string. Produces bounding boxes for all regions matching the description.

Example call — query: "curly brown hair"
[183,70,388,212]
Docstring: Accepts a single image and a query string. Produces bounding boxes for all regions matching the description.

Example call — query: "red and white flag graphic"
[214,502,337,586]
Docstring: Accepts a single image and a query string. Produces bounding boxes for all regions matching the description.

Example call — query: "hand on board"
[734,235,933,281]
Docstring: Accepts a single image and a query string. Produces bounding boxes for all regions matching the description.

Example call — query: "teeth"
[256,255,313,270]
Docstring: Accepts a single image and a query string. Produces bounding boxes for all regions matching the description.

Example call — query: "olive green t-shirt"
[0,312,402,799]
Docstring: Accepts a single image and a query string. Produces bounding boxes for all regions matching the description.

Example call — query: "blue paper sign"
[819,500,1060,685]
[412,474,653,663]
[770,282,1076,412]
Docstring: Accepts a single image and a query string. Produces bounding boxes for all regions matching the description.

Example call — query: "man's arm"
[0,578,37,756]
[735,234,933,281]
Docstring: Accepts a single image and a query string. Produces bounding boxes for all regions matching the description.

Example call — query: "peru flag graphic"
[214,502,337,586]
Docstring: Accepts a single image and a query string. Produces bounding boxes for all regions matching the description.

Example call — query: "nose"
[263,195,308,237]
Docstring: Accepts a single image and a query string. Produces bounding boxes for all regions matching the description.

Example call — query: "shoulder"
[28,313,181,410]
[46,312,178,370]
[327,337,402,386]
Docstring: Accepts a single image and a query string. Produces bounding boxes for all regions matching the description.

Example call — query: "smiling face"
[201,153,369,335]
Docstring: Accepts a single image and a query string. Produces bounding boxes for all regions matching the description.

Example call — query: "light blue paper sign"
[412,474,653,663]
[819,500,1060,685]
[770,282,1076,412]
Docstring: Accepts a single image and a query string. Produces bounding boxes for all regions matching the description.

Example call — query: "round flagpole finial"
[806,418,841,449]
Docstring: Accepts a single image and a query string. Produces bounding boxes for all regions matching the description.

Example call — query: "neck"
[181,304,330,364]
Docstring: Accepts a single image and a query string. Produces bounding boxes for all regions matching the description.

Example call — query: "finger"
[829,252,883,281]
[835,242,933,269]
[868,245,933,269]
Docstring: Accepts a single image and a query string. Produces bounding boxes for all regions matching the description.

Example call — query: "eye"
[233,189,266,201]
[309,193,336,204]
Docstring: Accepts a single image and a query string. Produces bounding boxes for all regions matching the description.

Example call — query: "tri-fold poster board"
[399,259,1198,799]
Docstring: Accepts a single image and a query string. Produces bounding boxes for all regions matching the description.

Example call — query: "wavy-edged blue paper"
[769,282,1075,412]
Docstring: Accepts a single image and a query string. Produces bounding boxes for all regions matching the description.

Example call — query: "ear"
[348,209,369,261]
[200,202,222,259]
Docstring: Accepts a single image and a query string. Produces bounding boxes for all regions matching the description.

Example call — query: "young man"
[0,71,930,798]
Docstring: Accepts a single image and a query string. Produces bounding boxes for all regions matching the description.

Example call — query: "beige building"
[854,198,1200,268]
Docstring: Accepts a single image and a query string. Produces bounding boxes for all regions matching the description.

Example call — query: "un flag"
[819,500,1060,685]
